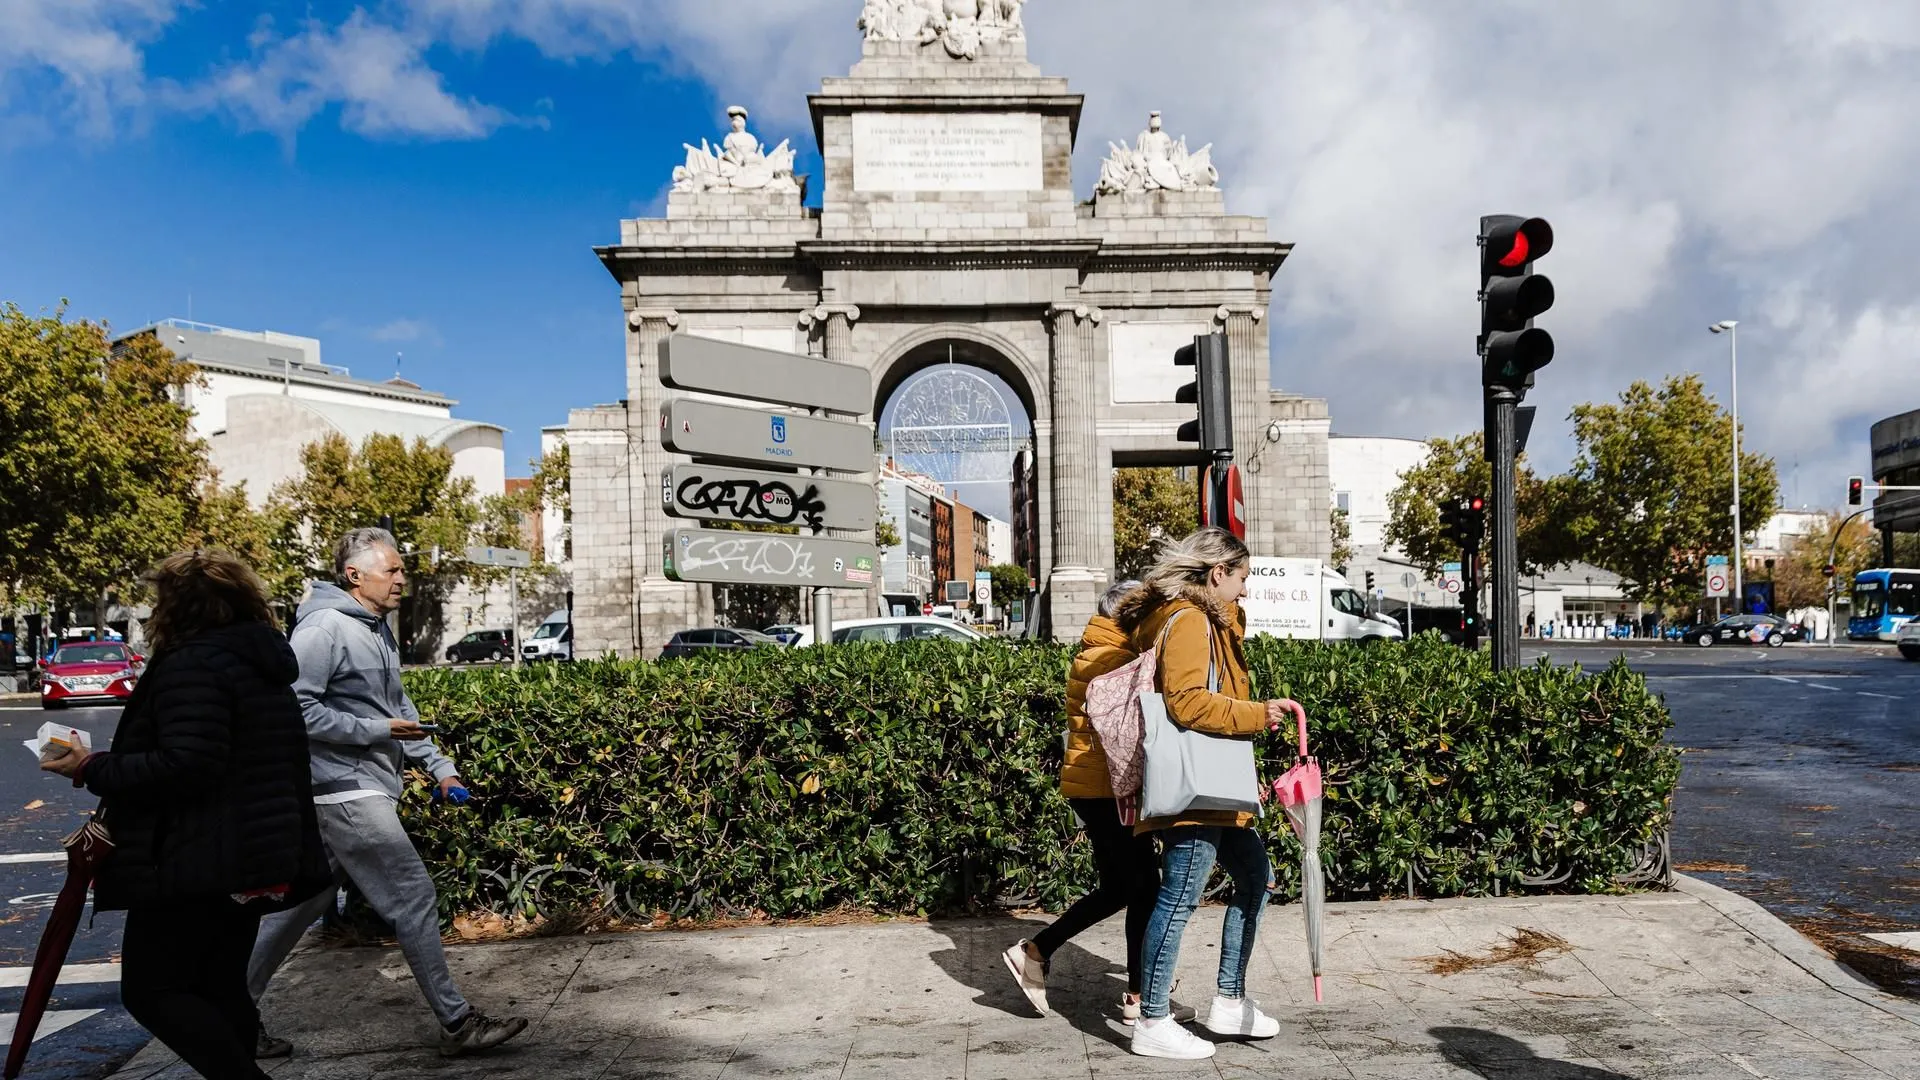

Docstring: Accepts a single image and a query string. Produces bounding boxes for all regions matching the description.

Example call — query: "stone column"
[817,304,875,621]
[565,408,633,659]
[1046,303,1106,642]
[1217,304,1268,553]
[629,308,704,652]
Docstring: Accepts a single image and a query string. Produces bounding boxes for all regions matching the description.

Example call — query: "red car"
[40,641,142,710]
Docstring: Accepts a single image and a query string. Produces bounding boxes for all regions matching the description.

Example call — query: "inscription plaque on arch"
[852,112,1043,192]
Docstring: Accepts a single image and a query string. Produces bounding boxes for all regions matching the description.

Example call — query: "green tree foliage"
[1384,433,1573,577]
[1330,507,1354,570]
[989,562,1030,603]
[1113,467,1197,579]
[1560,375,1779,609]
[268,433,528,660]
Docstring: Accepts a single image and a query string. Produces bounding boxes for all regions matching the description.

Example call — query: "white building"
[1328,435,1432,550]
[115,318,506,506]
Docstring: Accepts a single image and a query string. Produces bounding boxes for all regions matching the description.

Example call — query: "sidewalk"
[106,876,1920,1079]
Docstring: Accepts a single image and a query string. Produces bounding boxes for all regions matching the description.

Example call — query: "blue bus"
[1848,568,1920,640]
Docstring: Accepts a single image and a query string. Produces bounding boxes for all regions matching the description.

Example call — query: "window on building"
[1335,491,1351,514]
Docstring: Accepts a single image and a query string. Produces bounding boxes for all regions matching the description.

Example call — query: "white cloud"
[369,317,439,344]
[0,0,183,135]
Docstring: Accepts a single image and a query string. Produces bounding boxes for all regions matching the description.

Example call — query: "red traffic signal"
[1848,476,1864,506]
[1483,217,1554,275]
[1480,215,1556,395]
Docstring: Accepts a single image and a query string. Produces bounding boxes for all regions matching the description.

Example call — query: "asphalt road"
[1529,641,1920,994]
[0,699,140,1080]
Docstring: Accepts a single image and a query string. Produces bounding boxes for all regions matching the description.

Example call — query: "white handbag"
[1138,610,1263,821]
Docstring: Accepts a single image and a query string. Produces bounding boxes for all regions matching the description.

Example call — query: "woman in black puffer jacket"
[42,549,328,1080]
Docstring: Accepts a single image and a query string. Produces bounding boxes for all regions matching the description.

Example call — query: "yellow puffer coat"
[1059,614,1138,799]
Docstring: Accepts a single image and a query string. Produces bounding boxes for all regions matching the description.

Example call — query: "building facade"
[1872,409,1920,557]
[566,6,1330,655]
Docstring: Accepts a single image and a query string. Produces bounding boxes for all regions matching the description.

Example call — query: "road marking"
[0,1009,102,1042]
[1805,683,1844,692]
[1859,692,1901,700]
[0,963,118,989]
[1866,932,1920,952]
[0,853,65,866]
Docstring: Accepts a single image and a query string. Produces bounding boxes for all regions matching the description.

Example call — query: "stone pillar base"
[638,578,704,658]
[1046,567,1105,644]
[831,589,872,624]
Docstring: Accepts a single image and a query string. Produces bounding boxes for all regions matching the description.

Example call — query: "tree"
[1771,512,1877,611]
[529,444,570,562]
[1560,375,1779,609]
[989,563,1031,603]
[1113,467,1197,579]
[1330,507,1354,570]
[1383,433,1574,577]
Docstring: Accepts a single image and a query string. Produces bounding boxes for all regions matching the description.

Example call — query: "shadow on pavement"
[923,917,1133,1048]
[1432,1026,1633,1078]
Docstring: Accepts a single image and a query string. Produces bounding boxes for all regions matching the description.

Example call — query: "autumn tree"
[1559,375,1779,609]
[1113,467,1198,579]
[1384,433,1573,577]
[1330,507,1354,570]
[1771,512,1878,611]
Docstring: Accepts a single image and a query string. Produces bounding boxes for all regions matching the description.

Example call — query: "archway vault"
[872,323,1045,426]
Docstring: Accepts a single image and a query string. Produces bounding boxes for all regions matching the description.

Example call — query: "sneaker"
[438,1009,529,1057]
[1201,995,1280,1039]
[1121,986,1196,1026]
[1130,1017,1216,1060]
[254,1031,293,1059]
[1000,939,1049,1014]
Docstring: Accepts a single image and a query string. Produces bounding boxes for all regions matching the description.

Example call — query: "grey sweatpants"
[247,797,469,1027]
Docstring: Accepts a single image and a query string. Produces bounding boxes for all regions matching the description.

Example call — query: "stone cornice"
[1088,241,1292,276]
[597,244,810,278]
[798,238,1100,271]
[806,86,1086,148]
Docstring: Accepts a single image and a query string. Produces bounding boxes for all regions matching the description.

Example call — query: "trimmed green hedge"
[396,635,1679,922]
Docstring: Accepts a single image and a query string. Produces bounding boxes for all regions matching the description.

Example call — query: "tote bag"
[1138,611,1262,821]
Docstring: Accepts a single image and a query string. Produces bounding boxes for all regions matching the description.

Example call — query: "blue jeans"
[1139,825,1272,1020]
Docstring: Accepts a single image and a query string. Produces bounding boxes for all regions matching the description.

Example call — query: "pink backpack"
[1084,611,1187,824]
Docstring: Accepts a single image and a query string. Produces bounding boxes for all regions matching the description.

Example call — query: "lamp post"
[1711,320,1743,609]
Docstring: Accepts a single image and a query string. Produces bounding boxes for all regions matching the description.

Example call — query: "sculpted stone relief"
[1096,111,1220,195]
[859,0,1026,60]
[671,106,801,194]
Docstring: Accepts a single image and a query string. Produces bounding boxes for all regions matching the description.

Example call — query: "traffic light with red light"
[1438,495,1486,548]
[1848,476,1864,506]
[1480,216,1555,394]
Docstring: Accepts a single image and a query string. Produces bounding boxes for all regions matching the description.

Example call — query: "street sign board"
[660,334,872,415]
[945,580,970,604]
[662,464,876,531]
[663,528,877,589]
[1439,561,1463,594]
[661,398,874,473]
[464,545,532,569]
[1706,554,1731,598]
[1242,557,1324,639]
[975,570,993,606]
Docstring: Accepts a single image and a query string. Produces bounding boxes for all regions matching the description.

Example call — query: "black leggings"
[1032,797,1161,993]
[122,902,271,1080]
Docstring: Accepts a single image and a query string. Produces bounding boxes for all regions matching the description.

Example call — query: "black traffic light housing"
[1480,216,1555,395]
[1438,495,1485,548]
[1364,570,1376,593]
[1174,333,1233,454]
[1848,476,1864,506]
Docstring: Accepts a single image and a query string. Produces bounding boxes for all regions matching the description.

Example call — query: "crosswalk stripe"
[0,853,66,865]
[0,1009,103,1042]
[1865,931,1920,952]
[0,964,119,989]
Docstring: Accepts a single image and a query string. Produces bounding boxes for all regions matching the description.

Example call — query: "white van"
[521,610,573,662]
[1243,559,1405,643]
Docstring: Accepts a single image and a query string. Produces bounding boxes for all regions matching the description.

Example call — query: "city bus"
[1848,568,1920,640]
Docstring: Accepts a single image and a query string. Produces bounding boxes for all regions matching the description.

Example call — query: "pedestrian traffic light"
[1848,476,1864,506]
[1174,333,1233,454]
[1438,496,1486,548]
[1480,216,1555,395]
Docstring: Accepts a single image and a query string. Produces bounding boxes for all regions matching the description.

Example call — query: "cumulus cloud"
[0,0,183,135]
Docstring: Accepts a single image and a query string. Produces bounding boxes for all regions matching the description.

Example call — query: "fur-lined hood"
[1112,582,1244,636]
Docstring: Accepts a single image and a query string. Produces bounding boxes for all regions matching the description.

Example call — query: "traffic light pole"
[1488,389,1522,671]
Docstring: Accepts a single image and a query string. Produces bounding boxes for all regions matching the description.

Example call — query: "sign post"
[656,335,879,647]
[463,546,533,668]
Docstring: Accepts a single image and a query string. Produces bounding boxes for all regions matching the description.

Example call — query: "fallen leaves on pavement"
[22,800,43,810]
[1419,928,1572,975]
[1674,860,1749,873]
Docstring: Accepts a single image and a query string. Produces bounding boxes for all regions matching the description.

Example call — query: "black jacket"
[83,621,330,911]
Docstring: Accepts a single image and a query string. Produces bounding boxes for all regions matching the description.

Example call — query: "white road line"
[1866,931,1920,953]
[0,853,66,866]
[0,963,118,989]
[1805,683,1844,692]
[0,1009,103,1042]
[1859,692,1901,700]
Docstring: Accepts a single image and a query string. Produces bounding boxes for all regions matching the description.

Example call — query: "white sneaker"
[1122,989,1196,1026]
[1001,940,1049,1014]
[1130,1017,1216,1059]
[1202,995,1280,1039]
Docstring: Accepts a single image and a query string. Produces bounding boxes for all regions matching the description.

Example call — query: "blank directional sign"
[662,464,876,531]
[660,334,871,415]
[464,546,532,568]
[661,398,874,473]
[664,528,879,589]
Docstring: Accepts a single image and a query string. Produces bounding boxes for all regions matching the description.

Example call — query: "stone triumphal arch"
[568,1,1331,655]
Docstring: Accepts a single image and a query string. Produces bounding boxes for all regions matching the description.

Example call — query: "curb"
[1672,874,1920,1025]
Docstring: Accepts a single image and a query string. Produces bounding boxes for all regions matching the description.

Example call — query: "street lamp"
[1710,320,1743,609]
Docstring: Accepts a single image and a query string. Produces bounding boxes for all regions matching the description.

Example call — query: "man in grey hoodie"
[246,527,527,1057]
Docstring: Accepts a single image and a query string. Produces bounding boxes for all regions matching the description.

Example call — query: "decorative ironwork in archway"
[883,358,1017,488]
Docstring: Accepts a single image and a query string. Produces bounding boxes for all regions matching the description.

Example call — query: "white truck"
[520,609,573,662]
[1242,559,1405,644]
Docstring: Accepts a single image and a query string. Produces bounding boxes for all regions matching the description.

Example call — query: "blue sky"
[6,0,1920,516]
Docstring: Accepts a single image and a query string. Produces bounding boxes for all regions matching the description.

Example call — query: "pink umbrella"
[1271,703,1324,1003]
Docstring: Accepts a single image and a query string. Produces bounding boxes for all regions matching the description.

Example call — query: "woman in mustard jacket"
[1116,527,1300,1060]
[1002,579,1176,1024]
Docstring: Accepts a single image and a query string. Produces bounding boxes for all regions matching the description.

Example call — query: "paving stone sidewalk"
[105,876,1920,1079]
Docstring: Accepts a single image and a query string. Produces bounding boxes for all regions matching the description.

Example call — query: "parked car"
[1897,618,1920,660]
[40,641,142,709]
[445,629,515,664]
[788,616,987,648]
[1686,614,1791,648]
[659,627,786,660]
[763,624,805,646]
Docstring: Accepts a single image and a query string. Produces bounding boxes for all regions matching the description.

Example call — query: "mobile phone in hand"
[415,723,439,732]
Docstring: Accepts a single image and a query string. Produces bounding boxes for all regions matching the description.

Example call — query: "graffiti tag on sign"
[675,473,828,529]
[680,534,817,580]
